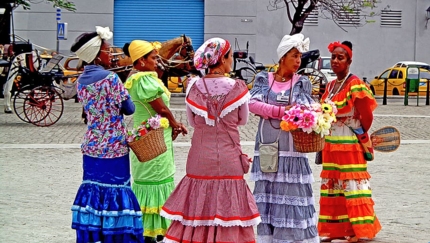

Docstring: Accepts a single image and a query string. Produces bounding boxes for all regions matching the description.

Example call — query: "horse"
[156,34,197,87]
[80,35,197,124]
[107,34,197,86]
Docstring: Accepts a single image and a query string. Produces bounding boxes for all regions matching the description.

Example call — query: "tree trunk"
[290,21,304,35]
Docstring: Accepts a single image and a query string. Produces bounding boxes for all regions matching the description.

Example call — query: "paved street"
[0,96,429,243]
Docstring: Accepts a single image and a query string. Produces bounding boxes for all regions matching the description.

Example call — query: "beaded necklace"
[328,73,351,100]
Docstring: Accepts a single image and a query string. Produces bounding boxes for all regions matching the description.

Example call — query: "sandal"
[345,236,359,242]
[320,237,344,242]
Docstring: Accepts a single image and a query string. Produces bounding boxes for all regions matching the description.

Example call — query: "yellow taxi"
[166,76,189,93]
[369,62,430,96]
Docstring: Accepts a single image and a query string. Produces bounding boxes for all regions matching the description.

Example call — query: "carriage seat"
[0,59,9,67]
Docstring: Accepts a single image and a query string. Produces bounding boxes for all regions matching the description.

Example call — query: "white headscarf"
[75,26,113,63]
[276,33,310,60]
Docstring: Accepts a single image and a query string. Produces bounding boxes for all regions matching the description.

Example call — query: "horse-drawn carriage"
[0,35,197,126]
[0,41,68,126]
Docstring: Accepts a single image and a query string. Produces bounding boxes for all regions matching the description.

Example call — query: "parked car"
[369,62,430,96]
[393,61,430,70]
[305,56,336,83]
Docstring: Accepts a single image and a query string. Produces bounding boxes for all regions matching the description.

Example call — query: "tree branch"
[284,0,294,23]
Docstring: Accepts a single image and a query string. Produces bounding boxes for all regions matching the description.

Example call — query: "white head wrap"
[75,26,113,63]
[276,33,310,60]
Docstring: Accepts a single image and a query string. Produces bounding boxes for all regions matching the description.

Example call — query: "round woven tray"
[128,128,167,162]
[290,129,325,153]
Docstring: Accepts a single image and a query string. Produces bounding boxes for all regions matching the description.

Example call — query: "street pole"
[383,78,388,105]
[56,8,61,53]
[426,79,429,106]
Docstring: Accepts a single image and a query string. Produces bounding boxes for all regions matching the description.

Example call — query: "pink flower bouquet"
[127,115,169,143]
[280,100,337,137]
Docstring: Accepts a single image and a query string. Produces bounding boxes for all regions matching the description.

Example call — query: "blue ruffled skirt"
[71,154,144,243]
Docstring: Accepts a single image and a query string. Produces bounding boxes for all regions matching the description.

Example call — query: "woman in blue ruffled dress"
[249,34,319,243]
[70,26,144,243]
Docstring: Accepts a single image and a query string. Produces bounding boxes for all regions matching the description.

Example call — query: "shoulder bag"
[259,121,281,173]
[258,75,293,172]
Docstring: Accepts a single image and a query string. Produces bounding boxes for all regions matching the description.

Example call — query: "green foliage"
[14,0,76,11]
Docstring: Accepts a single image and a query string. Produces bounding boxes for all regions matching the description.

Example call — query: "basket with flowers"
[280,100,338,153]
[127,114,170,162]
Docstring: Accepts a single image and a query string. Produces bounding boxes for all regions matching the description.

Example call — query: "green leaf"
[13,0,76,11]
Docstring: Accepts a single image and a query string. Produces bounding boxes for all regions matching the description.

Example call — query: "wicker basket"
[128,128,167,162]
[290,129,325,153]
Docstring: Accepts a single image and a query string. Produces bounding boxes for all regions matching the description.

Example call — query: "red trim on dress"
[161,207,260,221]
[165,234,256,243]
[187,174,243,180]
[222,88,248,110]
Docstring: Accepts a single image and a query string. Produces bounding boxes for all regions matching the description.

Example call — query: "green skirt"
[132,178,175,237]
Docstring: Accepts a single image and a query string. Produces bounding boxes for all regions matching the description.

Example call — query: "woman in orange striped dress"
[318,41,381,242]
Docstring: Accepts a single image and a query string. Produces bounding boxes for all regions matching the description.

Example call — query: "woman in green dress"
[123,40,188,243]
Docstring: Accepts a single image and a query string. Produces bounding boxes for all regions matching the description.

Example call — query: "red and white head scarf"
[193,37,231,70]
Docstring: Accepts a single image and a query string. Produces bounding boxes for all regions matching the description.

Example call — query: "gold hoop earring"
[141,62,145,67]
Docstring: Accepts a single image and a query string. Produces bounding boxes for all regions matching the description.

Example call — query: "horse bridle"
[157,38,194,70]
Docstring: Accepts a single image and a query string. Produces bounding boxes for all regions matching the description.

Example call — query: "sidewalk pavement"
[0,97,429,243]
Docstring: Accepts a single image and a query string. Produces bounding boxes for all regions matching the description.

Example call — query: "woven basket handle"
[133,100,154,117]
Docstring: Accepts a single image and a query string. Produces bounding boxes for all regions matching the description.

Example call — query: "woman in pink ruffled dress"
[160,37,261,242]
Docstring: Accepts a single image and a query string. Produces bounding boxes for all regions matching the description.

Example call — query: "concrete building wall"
[205,0,430,80]
[12,0,430,79]
[13,0,113,54]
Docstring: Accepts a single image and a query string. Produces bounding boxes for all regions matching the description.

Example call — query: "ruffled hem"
[160,176,261,227]
[164,221,256,243]
[320,196,375,206]
[72,183,142,216]
[258,235,320,243]
[253,180,315,207]
[132,180,175,214]
[254,193,315,207]
[257,204,317,229]
[250,156,314,183]
[71,182,144,238]
[320,170,370,180]
[74,229,144,243]
[257,222,319,243]
[323,77,377,115]
[318,216,381,239]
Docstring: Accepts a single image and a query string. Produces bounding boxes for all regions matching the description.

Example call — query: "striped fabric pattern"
[318,76,381,239]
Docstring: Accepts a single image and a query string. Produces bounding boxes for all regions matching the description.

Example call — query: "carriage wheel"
[12,87,33,123]
[297,67,328,100]
[238,67,257,85]
[23,86,64,127]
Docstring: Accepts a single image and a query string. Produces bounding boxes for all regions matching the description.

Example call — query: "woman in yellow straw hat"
[123,40,188,243]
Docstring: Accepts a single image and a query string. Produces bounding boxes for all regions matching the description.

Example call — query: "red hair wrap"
[328,41,353,59]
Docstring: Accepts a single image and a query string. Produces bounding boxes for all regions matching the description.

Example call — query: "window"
[379,70,390,79]
[381,10,402,27]
[335,9,361,26]
[398,71,403,79]
[321,59,331,70]
[304,8,319,26]
[389,69,399,79]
